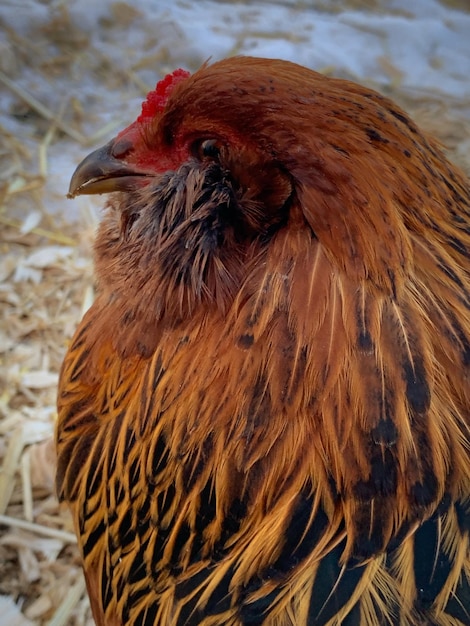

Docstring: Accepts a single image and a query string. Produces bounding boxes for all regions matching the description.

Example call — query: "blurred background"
[0,0,469,624]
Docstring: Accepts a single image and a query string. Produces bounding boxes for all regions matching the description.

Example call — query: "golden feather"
[57,57,470,625]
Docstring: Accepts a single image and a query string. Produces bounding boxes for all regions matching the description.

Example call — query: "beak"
[68,138,153,198]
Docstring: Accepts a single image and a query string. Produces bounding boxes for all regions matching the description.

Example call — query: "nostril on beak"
[111,137,135,160]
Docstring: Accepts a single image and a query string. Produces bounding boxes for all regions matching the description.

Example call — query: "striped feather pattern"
[57,57,470,625]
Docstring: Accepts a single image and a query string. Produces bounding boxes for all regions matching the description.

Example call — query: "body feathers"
[57,57,470,625]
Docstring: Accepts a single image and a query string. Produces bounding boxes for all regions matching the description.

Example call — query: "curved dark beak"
[68,138,152,198]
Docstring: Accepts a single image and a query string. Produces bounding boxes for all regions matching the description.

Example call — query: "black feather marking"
[413,470,439,505]
[176,492,331,623]
[106,509,118,554]
[411,480,439,508]
[60,398,96,432]
[56,438,78,500]
[128,586,150,606]
[352,499,390,558]
[353,445,397,500]
[365,128,389,143]
[371,417,398,447]
[124,425,137,457]
[83,492,101,527]
[308,540,365,624]
[275,492,329,571]
[441,176,468,204]
[332,144,350,156]
[455,499,470,534]
[101,556,113,609]
[105,417,121,477]
[445,568,470,623]
[340,602,362,625]
[387,269,397,299]
[150,485,176,570]
[136,340,154,359]
[205,563,239,617]
[183,435,213,489]
[169,521,191,570]
[151,352,166,390]
[113,477,126,506]
[413,511,452,612]
[238,580,280,623]
[387,518,416,554]
[113,381,131,407]
[238,496,332,621]
[437,256,467,291]
[174,564,234,624]
[437,311,470,367]
[214,497,248,557]
[129,456,140,489]
[402,356,431,415]
[357,329,374,352]
[448,236,468,257]
[149,432,170,483]
[117,575,128,616]
[118,508,134,548]
[134,603,159,626]
[410,426,439,507]
[83,518,106,558]
[137,497,151,536]
[128,546,149,584]
[238,333,255,348]
[189,481,217,559]
[156,483,176,521]
[68,317,94,349]
[69,347,91,382]
[388,108,417,133]
[85,435,105,498]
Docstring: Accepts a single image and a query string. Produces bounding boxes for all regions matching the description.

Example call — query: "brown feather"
[57,56,470,625]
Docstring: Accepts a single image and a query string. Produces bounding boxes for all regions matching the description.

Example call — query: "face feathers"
[136,68,191,124]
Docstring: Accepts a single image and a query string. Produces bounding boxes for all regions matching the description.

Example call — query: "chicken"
[56,56,470,625]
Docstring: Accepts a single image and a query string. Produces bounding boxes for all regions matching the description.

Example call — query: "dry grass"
[0,2,469,625]
[0,120,96,626]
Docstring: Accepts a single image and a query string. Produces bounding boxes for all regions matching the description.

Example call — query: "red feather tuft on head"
[137,69,191,124]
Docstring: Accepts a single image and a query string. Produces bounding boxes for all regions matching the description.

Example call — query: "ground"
[0,1,469,624]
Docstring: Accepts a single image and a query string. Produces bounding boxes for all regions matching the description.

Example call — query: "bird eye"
[195,138,222,161]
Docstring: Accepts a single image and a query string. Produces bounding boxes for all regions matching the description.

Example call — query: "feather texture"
[57,57,470,625]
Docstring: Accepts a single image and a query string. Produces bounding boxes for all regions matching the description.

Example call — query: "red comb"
[137,68,191,123]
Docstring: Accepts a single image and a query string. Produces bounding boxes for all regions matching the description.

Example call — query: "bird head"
[68,57,433,319]
[68,60,295,235]
[68,68,191,197]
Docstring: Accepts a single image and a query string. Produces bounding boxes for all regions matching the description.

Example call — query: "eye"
[194,138,222,161]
